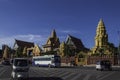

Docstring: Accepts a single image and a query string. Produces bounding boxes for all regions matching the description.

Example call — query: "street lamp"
[117,31,120,65]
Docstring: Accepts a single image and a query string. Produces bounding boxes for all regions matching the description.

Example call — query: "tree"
[3,46,9,59]
[23,47,27,57]
[59,42,67,57]
[78,51,85,58]
[15,47,23,57]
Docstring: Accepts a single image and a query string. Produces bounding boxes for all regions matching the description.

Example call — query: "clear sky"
[0,0,120,49]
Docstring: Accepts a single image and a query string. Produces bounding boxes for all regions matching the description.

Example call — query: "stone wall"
[61,56,75,63]
[87,55,118,65]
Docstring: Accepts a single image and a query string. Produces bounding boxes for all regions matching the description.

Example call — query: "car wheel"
[100,69,103,71]
[109,68,112,71]
[48,64,51,68]
[96,69,98,71]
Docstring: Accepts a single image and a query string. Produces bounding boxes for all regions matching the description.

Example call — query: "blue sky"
[0,0,120,49]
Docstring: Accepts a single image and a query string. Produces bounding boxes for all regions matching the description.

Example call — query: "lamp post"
[117,31,120,65]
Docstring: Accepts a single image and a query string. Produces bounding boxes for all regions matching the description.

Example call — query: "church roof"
[43,29,60,48]
[14,39,34,48]
[66,35,88,51]
[51,29,57,38]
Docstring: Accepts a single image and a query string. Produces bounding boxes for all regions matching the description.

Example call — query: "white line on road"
[62,72,76,79]
[69,73,82,80]
[83,74,91,80]
[58,72,70,77]
[98,72,115,80]
[49,70,65,76]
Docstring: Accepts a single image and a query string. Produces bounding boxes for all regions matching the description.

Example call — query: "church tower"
[51,29,57,38]
[95,19,108,48]
[43,29,60,52]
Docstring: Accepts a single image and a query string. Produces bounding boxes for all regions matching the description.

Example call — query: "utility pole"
[118,31,120,65]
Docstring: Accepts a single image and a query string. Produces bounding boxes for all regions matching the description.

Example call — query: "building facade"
[13,39,34,57]
[43,29,60,53]
[59,35,89,57]
[91,19,116,55]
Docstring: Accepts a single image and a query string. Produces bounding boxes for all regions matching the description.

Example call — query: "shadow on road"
[29,77,63,80]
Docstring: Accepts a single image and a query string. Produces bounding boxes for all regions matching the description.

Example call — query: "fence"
[61,56,75,63]
[87,55,118,65]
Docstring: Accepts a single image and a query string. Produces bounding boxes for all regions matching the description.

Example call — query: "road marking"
[69,73,82,80]
[62,72,76,79]
[96,72,105,79]
[83,74,91,80]
[98,72,115,80]
[0,69,6,76]
[49,70,65,76]
[58,72,70,77]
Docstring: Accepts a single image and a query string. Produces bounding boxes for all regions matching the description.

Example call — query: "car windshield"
[96,60,111,65]
[14,59,28,67]
[104,61,111,65]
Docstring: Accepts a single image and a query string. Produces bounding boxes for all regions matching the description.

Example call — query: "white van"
[11,58,29,80]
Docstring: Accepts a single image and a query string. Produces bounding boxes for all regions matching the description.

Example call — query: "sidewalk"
[61,63,71,66]
[61,63,120,68]
[84,64,120,68]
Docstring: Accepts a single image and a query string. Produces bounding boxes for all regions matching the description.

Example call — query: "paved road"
[0,65,120,80]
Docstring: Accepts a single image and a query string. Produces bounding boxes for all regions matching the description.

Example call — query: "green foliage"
[59,43,75,57]
[64,45,75,57]
[77,51,85,58]
[15,47,23,57]
[23,47,27,57]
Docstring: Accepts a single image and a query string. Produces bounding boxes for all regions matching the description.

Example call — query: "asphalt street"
[0,65,120,80]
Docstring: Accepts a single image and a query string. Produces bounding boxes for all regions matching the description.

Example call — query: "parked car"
[96,60,112,71]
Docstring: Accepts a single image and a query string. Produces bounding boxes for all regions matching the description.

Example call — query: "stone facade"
[43,29,60,52]
[59,35,89,57]
[2,45,10,59]
[91,19,116,55]
[13,39,42,57]
[32,44,42,56]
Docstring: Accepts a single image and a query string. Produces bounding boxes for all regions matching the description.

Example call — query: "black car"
[2,60,10,65]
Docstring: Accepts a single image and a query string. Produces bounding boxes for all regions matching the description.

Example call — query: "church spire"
[97,18,105,29]
[51,29,57,38]
[95,19,108,47]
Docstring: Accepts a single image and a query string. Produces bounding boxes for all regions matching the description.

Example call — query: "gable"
[66,37,74,46]
[14,44,18,50]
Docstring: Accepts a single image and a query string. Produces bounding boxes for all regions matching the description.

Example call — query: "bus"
[32,55,61,67]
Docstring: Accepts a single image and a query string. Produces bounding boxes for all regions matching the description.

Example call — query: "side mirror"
[10,59,13,64]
